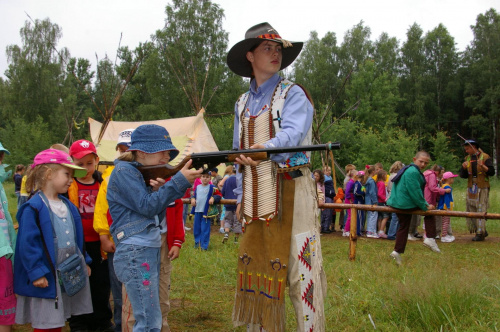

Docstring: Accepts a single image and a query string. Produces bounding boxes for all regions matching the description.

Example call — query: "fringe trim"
[233,290,286,332]
[467,219,477,234]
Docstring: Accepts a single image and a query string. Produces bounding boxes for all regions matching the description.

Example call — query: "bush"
[0,116,54,167]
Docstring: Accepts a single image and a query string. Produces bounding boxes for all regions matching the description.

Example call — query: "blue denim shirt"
[232,74,314,203]
[107,159,191,246]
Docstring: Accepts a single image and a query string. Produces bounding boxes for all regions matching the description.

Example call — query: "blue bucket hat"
[0,142,10,155]
[128,124,179,160]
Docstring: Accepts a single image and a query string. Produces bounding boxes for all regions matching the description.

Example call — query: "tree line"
[0,0,498,179]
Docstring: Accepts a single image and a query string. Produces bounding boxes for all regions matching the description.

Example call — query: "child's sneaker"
[222,233,229,244]
[407,234,419,241]
[366,232,379,238]
[390,251,402,265]
[342,231,350,237]
[423,238,441,253]
[441,235,455,243]
[194,242,199,249]
[219,227,225,234]
[378,231,388,239]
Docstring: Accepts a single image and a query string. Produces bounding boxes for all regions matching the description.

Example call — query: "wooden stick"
[319,203,500,220]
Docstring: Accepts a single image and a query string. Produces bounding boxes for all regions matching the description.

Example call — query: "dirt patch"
[170,297,195,309]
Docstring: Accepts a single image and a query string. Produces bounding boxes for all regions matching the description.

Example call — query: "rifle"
[137,142,341,184]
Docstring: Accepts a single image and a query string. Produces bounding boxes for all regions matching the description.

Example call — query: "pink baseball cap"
[442,171,458,180]
[69,139,97,159]
[32,149,87,178]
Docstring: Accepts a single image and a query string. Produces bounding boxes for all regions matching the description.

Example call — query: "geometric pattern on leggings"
[296,231,316,332]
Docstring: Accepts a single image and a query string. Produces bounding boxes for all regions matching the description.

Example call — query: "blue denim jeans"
[107,252,122,332]
[113,244,161,332]
[182,204,189,224]
[193,212,211,250]
[321,197,333,231]
[387,213,399,240]
[356,207,365,236]
[366,210,378,234]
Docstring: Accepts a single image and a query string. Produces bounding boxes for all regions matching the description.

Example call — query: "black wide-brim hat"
[227,22,303,77]
[462,139,480,149]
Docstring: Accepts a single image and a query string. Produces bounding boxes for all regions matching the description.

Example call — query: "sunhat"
[69,140,97,159]
[32,149,87,178]
[128,124,179,160]
[227,22,303,77]
[442,172,458,180]
[116,128,135,150]
[0,142,10,155]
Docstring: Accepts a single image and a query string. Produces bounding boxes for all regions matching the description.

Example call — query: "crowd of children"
[0,124,204,331]
[0,131,465,331]
[315,160,458,245]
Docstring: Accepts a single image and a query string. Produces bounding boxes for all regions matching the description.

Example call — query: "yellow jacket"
[20,175,28,196]
[93,166,114,239]
[68,180,80,208]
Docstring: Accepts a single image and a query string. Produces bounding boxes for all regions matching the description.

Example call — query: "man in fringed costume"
[227,22,326,332]
[458,139,495,241]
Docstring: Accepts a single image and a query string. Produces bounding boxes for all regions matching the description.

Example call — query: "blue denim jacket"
[364,177,378,205]
[107,159,191,245]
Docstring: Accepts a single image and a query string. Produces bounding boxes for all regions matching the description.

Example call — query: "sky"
[0,0,498,79]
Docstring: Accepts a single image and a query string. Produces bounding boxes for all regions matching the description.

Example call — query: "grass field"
[5,177,500,331]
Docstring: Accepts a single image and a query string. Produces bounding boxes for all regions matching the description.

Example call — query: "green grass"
[7,178,500,331]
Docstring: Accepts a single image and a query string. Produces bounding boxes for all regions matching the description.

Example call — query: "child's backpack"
[391,164,426,189]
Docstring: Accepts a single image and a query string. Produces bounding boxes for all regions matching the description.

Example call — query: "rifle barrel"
[189,142,341,160]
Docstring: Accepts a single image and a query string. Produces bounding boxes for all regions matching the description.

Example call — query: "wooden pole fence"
[182,199,500,261]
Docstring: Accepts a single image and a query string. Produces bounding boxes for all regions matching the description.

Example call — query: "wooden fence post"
[349,207,357,261]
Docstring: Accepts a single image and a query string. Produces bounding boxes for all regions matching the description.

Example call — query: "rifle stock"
[138,142,340,184]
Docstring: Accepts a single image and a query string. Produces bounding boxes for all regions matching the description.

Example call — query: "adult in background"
[228,22,326,331]
[388,151,439,265]
[459,139,495,241]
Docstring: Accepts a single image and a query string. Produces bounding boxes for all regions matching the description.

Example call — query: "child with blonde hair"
[364,166,379,238]
[14,149,92,331]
